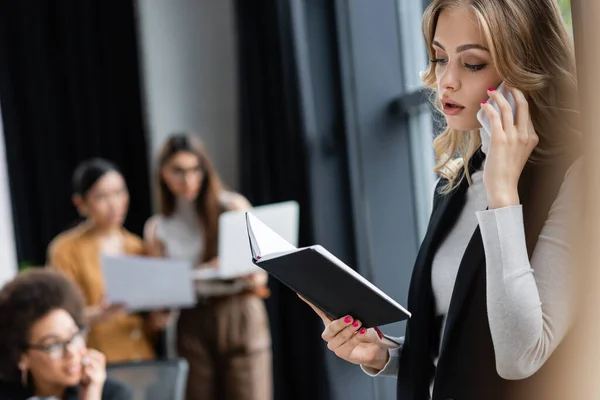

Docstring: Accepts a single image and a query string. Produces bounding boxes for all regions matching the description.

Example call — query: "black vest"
[396,149,577,400]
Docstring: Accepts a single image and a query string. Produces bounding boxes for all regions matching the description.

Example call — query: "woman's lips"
[441,99,465,116]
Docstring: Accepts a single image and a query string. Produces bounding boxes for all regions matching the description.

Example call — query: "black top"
[0,377,132,400]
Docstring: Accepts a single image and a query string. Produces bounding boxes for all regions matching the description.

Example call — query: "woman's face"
[433,6,502,131]
[21,309,87,388]
[76,171,129,229]
[161,151,204,201]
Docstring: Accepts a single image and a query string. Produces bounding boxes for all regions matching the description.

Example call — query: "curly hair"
[0,269,85,382]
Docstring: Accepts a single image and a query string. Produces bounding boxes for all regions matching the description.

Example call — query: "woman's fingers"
[83,349,105,369]
[324,318,361,347]
[330,327,381,363]
[481,102,504,140]
[506,85,530,135]
[488,88,514,134]
[149,309,172,327]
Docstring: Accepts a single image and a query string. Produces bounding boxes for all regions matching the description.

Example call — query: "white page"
[101,255,196,311]
[246,212,297,257]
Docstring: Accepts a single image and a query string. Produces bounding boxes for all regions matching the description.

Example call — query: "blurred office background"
[0,0,574,399]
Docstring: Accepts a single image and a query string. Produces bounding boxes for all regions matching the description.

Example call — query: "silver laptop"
[192,200,300,280]
[101,255,196,311]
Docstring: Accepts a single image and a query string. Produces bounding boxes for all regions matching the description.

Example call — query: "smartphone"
[476,81,517,137]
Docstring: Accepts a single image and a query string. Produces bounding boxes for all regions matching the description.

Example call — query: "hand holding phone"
[478,83,538,209]
[79,349,107,400]
[476,82,517,137]
[84,301,127,326]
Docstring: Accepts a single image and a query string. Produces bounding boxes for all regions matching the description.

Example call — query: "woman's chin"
[60,374,82,387]
[445,116,482,132]
[182,192,199,202]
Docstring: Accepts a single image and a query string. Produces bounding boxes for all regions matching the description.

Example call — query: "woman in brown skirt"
[144,133,272,400]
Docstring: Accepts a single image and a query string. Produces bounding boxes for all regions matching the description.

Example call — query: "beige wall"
[136,0,240,192]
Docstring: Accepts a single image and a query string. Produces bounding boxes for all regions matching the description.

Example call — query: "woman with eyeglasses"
[0,269,131,399]
[144,134,272,400]
[47,158,170,363]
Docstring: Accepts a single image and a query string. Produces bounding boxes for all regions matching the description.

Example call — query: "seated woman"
[0,269,131,399]
[47,158,169,363]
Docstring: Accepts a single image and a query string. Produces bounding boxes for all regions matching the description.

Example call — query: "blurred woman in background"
[145,134,272,400]
[0,269,131,400]
[47,158,169,363]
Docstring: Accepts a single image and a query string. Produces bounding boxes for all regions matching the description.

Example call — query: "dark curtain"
[235,1,330,399]
[0,1,152,266]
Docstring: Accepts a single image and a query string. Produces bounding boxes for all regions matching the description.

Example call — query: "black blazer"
[0,377,132,400]
[396,149,577,400]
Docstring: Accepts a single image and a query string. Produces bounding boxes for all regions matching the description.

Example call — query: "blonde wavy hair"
[422,0,580,192]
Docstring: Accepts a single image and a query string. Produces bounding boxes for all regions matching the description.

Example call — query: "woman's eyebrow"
[432,40,489,53]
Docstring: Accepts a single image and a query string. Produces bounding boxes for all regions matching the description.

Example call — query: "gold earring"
[19,364,28,387]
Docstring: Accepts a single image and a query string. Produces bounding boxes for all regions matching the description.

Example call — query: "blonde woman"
[302,0,582,399]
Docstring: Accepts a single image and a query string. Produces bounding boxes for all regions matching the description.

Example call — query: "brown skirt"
[177,293,272,400]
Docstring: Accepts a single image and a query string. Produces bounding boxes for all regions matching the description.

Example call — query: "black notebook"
[245,212,411,328]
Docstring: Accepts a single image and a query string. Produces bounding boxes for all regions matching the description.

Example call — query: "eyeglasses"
[27,328,88,360]
[169,165,204,181]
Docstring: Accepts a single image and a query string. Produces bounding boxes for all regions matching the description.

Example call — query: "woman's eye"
[430,58,448,65]
[465,63,487,72]
[44,342,61,352]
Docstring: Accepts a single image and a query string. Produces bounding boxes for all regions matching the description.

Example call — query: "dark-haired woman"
[47,158,169,363]
[0,269,131,400]
[145,134,272,400]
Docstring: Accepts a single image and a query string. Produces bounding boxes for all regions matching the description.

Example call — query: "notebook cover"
[256,247,409,327]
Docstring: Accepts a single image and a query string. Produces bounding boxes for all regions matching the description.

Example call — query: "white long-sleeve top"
[364,131,581,386]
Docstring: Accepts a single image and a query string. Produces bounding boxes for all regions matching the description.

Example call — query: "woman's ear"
[159,166,168,183]
[72,194,87,217]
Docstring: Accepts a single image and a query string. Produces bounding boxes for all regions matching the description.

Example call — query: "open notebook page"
[246,212,297,259]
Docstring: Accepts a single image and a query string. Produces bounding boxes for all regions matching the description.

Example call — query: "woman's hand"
[146,309,173,331]
[84,301,126,325]
[79,349,106,400]
[199,257,219,269]
[241,271,268,288]
[298,295,391,371]
[480,85,539,209]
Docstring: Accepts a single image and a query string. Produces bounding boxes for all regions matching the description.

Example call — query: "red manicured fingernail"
[481,101,487,104]
[344,316,351,324]
[352,321,359,327]
[488,87,495,91]
[359,328,366,335]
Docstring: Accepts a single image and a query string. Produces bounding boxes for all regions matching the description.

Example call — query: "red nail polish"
[488,87,495,91]
[344,316,351,324]
[360,328,366,335]
[481,101,487,104]
[352,321,359,327]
